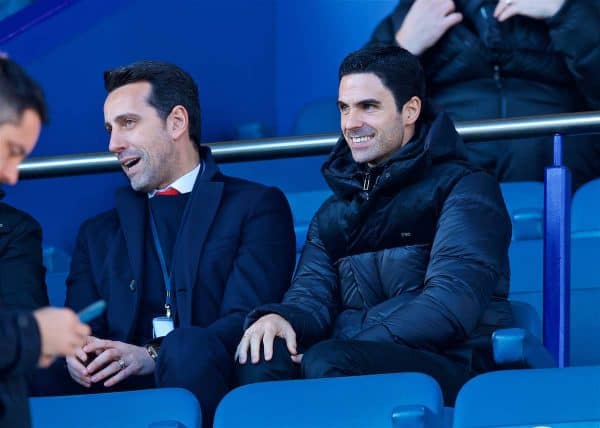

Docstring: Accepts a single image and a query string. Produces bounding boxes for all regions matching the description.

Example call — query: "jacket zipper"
[362,171,371,200]
[493,64,507,118]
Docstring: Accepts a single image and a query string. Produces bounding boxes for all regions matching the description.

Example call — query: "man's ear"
[166,105,189,140]
[402,96,422,126]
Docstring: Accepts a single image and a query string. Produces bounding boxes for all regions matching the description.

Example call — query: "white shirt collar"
[148,163,200,198]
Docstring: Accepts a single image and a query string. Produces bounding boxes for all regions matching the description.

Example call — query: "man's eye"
[124,119,135,128]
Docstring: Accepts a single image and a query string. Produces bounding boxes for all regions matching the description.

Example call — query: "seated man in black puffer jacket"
[235,45,512,404]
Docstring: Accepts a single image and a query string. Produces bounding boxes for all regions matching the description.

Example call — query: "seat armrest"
[492,328,556,368]
[391,404,443,428]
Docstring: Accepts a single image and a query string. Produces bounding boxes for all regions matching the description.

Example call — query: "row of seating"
[30,364,600,427]
[42,180,600,366]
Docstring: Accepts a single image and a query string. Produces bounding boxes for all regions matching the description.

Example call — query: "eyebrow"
[337,98,382,108]
[357,98,381,106]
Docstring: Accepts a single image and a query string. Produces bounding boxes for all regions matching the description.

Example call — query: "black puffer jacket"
[369,0,600,189]
[248,112,512,366]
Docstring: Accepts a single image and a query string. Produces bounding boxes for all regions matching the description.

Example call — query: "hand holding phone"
[77,300,107,323]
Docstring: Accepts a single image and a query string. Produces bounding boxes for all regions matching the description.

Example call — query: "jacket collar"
[321,111,466,199]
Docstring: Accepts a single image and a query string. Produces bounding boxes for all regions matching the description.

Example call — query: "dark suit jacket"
[65,147,296,360]
[0,201,48,310]
[0,194,46,427]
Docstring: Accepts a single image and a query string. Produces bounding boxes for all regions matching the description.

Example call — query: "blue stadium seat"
[570,236,600,366]
[572,177,600,237]
[30,388,201,428]
[453,366,600,428]
[285,190,332,254]
[293,98,339,136]
[499,182,544,240]
[491,300,555,369]
[214,373,445,428]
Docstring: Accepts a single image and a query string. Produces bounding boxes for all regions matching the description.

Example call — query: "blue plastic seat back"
[214,373,444,428]
[293,97,339,136]
[30,388,201,428]
[572,177,600,238]
[499,182,544,240]
[286,189,332,254]
[42,245,71,306]
[453,367,600,428]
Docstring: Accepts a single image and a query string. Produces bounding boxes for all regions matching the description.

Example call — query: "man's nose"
[108,132,126,154]
[344,110,364,130]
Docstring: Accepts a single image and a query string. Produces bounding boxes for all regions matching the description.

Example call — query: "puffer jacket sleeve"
[245,216,340,348]
[547,0,600,109]
[368,1,412,47]
[353,172,511,351]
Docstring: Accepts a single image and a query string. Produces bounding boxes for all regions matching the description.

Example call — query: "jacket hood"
[321,110,468,199]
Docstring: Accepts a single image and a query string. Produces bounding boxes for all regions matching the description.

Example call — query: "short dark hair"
[0,57,48,125]
[104,61,201,146]
[339,46,428,118]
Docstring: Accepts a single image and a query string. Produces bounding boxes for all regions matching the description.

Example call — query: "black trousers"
[236,338,475,406]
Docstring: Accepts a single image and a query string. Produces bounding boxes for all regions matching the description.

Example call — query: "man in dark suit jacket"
[42,61,295,427]
[0,191,48,311]
[0,57,90,428]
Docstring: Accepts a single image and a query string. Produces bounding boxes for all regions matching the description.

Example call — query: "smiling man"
[37,61,295,427]
[236,46,512,404]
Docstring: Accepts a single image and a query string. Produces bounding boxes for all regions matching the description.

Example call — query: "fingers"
[104,362,134,388]
[290,353,304,364]
[441,12,463,32]
[250,330,263,364]
[494,0,515,21]
[262,328,276,361]
[90,360,121,384]
[83,337,111,354]
[86,348,118,375]
[74,347,88,364]
[283,325,298,356]
[441,0,457,15]
[66,355,91,388]
[236,334,250,364]
[38,354,54,368]
[76,323,91,339]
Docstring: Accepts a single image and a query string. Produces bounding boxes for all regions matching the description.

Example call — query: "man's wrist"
[144,343,159,361]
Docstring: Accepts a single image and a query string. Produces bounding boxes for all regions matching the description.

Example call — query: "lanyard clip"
[165,303,172,319]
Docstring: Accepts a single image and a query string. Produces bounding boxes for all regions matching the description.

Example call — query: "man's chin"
[129,179,150,193]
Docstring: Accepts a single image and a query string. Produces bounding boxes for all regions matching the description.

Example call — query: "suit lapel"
[116,188,146,281]
[114,188,146,338]
[172,148,223,326]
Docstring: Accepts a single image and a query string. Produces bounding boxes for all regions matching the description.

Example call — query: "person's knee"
[301,340,348,379]
[157,328,228,387]
[235,337,298,385]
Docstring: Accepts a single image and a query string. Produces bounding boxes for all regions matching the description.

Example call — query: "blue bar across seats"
[453,366,600,428]
[29,388,201,428]
[214,373,444,428]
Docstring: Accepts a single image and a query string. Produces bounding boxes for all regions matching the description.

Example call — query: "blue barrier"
[543,134,571,367]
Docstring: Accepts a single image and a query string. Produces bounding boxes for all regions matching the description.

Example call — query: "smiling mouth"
[121,157,141,171]
[350,134,374,144]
